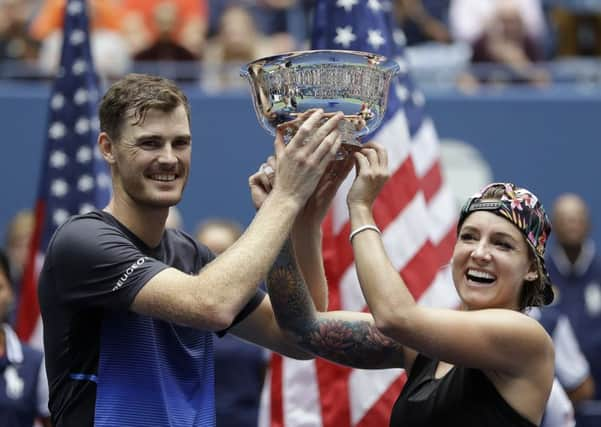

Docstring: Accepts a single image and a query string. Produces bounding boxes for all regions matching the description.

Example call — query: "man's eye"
[140,140,160,148]
[173,139,190,148]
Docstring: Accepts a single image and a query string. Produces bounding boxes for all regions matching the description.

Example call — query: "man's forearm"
[200,191,302,322]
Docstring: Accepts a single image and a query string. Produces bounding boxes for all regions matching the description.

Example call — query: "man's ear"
[98,132,115,164]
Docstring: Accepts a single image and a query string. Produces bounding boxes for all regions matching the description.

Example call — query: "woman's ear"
[525,261,539,282]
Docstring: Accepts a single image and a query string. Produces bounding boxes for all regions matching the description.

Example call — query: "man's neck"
[561,243,583,265]
[104,199,169,248]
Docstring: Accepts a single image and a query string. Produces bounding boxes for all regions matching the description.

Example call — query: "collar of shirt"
[2,324,23,364]
[550,239,596,277]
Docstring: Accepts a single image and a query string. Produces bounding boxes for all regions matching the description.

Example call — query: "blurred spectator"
[30,0,131,79]
[202,5,288,92]
[449,0,549,85]
[531,306,595,406]
[449,0,546,46]
[0,0,39,63]
[165,206,184,230]
[195,218,268,427]
[208,0,306,49]
[122,0,208,59]
[394,0,451,45]
[547,193,601,400]
[0,248,51,427]
[253,0,307,48]
[3,210,34,324]
[133,2,198,61]
[550,5,601,57]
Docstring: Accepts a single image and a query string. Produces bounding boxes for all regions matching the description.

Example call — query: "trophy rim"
[240,49,399,76]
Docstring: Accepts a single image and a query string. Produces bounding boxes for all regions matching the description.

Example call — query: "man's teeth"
[151,174,175,182]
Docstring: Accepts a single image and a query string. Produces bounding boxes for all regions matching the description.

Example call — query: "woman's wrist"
[348,203,373,223]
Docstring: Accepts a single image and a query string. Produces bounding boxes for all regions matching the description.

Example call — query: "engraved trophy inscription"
[241,50,400,150]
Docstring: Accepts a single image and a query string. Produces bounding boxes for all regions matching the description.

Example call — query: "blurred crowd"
[1,0,601,89]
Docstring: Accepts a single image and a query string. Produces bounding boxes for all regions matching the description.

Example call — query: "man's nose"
[157,144,177,164]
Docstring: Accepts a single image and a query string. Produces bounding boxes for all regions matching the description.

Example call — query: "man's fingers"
[288,109,325,149]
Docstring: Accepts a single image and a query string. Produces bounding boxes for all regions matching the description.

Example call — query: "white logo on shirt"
[585,282,601,316]
[112,257,146,291]
[4,366,24,400]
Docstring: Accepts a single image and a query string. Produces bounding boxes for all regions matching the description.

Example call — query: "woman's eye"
[496,241,513,250]
[460,233,475,241]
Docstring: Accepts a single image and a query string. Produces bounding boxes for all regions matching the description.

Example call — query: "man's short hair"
[99,73,191,140]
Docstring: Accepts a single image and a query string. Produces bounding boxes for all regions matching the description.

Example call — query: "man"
[547,193,600,400]
[38,73,347,427]
[0,249,51,427]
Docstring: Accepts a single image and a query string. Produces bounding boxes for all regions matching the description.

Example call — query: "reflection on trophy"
[240,50,400,150]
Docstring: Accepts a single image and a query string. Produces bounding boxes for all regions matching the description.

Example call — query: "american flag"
[16,0,111,347]
[260,0,460,426]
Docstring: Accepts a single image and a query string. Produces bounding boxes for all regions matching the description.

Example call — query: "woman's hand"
[347,142,389,211]
[249,156,276,210]
[296,153,354,228]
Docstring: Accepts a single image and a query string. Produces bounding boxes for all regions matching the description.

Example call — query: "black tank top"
[389,354,538,427]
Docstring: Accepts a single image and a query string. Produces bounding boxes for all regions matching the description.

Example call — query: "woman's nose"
[471,242,491,261]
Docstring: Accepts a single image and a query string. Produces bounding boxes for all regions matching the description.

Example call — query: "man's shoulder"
[163,228,214,267]
[47,210,129,260]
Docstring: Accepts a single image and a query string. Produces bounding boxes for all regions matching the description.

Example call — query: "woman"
[256,142,555,426]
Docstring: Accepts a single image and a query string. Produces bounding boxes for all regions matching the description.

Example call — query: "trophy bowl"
[240,50,400,148]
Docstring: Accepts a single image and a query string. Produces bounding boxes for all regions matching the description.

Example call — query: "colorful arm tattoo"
[267,240,404,369]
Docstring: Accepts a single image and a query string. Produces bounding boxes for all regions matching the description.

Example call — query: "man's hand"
[271,109,344,209]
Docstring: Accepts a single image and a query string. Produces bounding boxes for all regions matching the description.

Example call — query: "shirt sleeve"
[553,315,591,390]
[45,216,169,310]
[36,357,50,417]
[541,378,575,427]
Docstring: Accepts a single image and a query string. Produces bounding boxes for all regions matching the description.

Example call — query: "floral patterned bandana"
[457,182,554,305]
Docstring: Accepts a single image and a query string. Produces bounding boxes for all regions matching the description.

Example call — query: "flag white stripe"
[417,266,461,309]
[410,118,440,178]
[349,368,404,424]
[340,194,431,312]
[283,359,323,427]
[427,184,458,245]
[332,109,411,234]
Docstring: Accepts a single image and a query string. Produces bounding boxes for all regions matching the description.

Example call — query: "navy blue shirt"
[0,324,49,427]
[38,210,264,427]
[547,241,601,400]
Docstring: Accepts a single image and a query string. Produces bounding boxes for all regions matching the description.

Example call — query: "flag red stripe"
[270,354,284,427]
[420,160,443,203]
[400,240,440,300]
[324,156,422,300]
[316,359,352,427]
[436,226,457,267]
[355,375,407,427]
[16,200,45,341]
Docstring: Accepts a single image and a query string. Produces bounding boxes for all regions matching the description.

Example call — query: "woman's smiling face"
[452,210,537,310]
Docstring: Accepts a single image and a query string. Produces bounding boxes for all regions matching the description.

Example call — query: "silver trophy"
[241,50,400,151]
